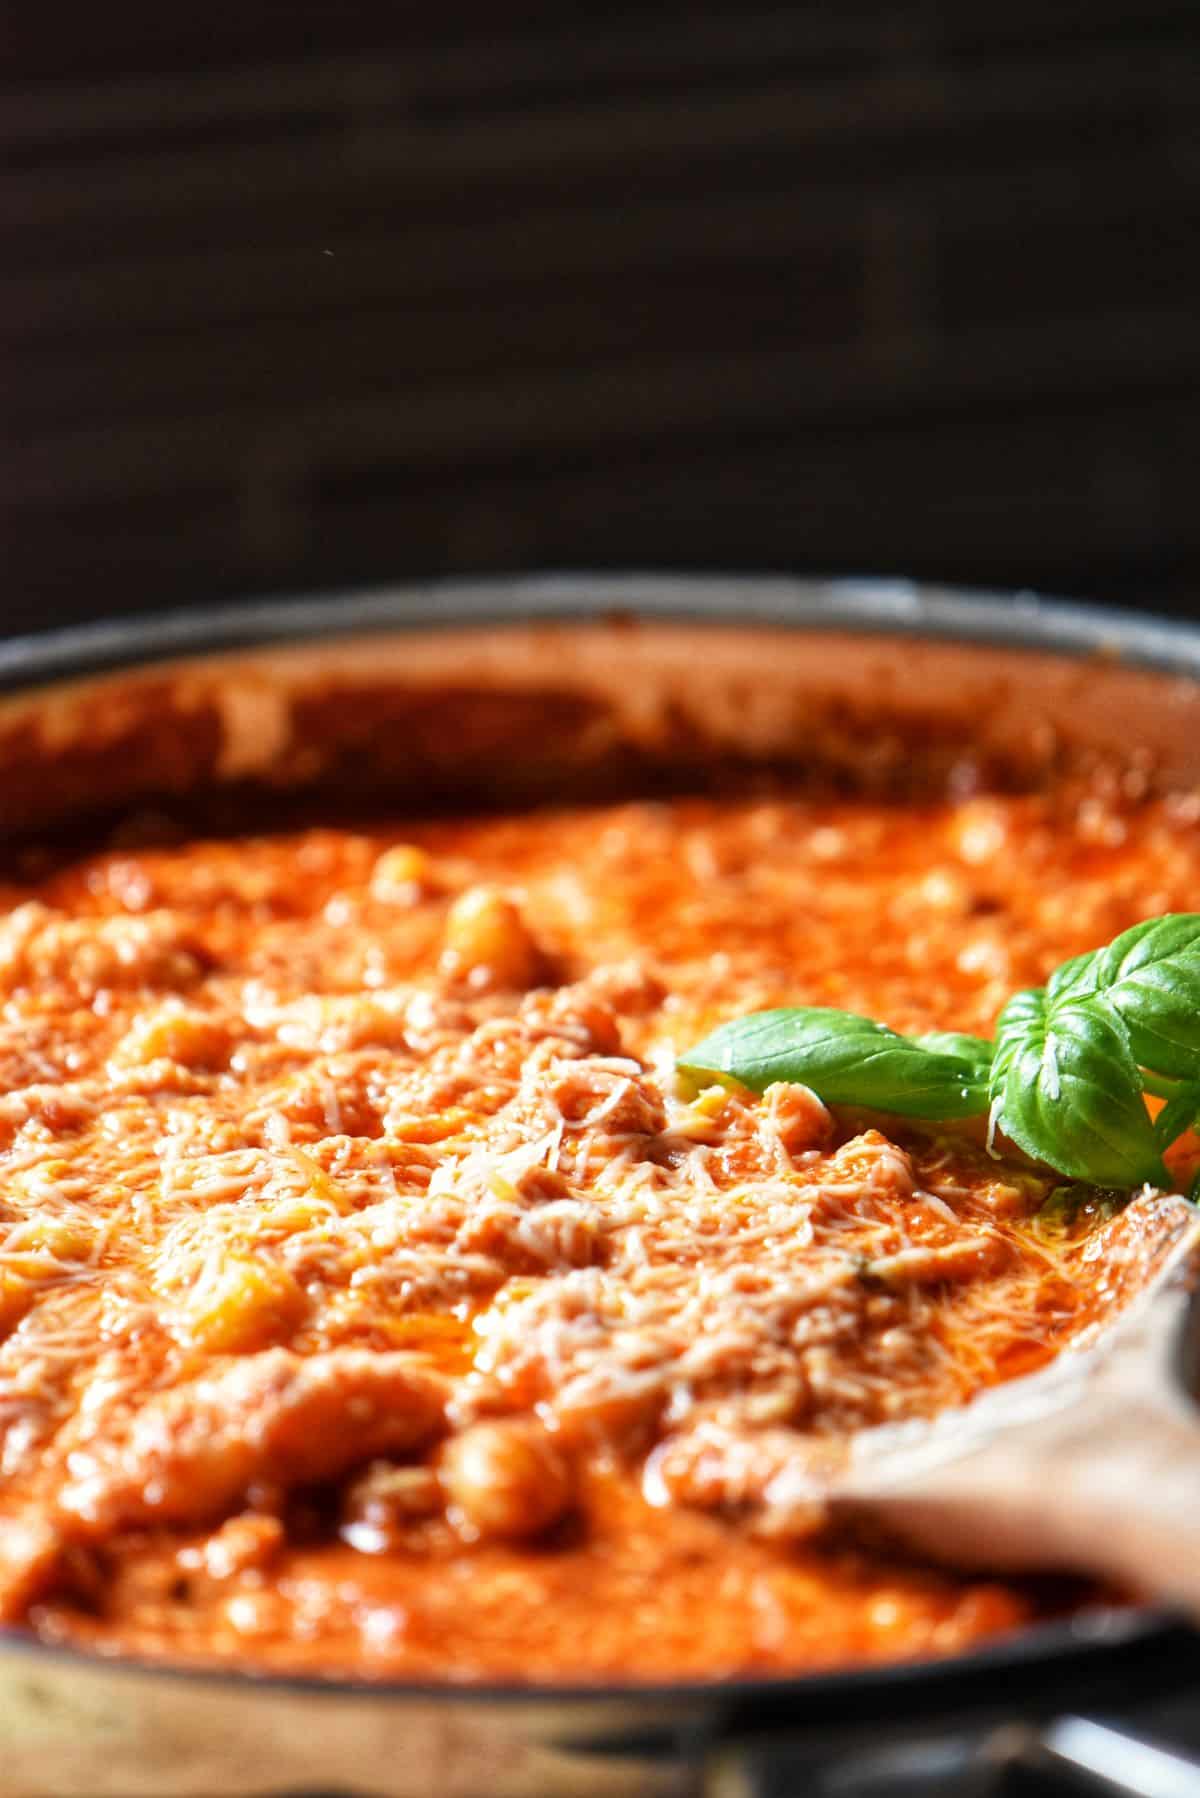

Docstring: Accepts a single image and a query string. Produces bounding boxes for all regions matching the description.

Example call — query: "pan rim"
[4,569,1200,694]
[0,1600,1178,1708]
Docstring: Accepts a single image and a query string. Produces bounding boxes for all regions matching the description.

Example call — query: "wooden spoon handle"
[842,1283,1200,1616]
[860,1385,1200,1616]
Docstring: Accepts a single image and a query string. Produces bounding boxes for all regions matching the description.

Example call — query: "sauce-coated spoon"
[831,1206,1200,1616]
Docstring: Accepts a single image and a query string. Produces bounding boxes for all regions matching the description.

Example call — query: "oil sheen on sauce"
[0,780,1197,1681]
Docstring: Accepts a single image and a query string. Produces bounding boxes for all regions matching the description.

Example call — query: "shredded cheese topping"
[0,784,1195,1678]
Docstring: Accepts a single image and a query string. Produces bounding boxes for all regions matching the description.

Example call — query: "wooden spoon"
[829,1207,1200,1615]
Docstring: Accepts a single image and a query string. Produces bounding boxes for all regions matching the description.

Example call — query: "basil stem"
[1153,1085,1200,1150]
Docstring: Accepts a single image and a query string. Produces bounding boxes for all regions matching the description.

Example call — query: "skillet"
[2,574,1200,1797]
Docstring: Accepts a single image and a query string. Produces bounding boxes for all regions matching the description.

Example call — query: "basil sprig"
[679,912,1200,1189]
[679,1008,990,1118]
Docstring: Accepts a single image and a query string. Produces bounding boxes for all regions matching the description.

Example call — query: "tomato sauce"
[0,780,1196,1680]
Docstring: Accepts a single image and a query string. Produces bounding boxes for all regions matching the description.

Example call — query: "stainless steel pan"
[2,575,1200,1798]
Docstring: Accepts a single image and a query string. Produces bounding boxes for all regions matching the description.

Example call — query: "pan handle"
[1033,1715,1200,1795]
[705,1712,1200,1796]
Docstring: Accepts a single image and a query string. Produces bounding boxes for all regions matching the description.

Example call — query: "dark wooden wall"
[5,3,1200,632]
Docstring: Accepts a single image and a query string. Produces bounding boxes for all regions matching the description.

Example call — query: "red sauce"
[0,782,1196,1680]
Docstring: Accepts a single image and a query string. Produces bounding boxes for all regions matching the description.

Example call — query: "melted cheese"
[0,786,1195,1680]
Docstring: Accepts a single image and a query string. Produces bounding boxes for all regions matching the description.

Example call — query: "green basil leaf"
[913,1031,994,1083]
[679,1008,989,1118]
[989,985,1047,1086]
[1087,913,1200,1080]
[1046,950,1099,1003]
[988,993,1164,1187]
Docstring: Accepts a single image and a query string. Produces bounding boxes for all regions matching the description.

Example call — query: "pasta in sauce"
[0,777,1196,1681]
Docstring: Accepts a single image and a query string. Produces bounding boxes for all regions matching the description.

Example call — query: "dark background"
[5,2,1199,635]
